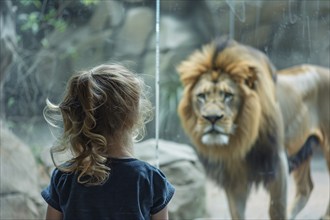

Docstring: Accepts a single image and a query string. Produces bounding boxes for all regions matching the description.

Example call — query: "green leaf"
[54,20,67,32]
[20,12,40,34]
[20,0,41,8]
[44,9,57,21]
[7,97,15,108]
[80,0,100,6]
[41,38,49,48]
[19,0,33,6]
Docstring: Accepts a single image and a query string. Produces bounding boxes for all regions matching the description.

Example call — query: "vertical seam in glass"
[155,0,160,168]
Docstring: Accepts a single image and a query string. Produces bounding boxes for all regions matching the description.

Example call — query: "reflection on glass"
[1,0,329,219]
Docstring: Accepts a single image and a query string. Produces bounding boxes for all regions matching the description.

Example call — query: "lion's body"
[276,65,330,219]
[177,39,330,219]
[277,65,330,157]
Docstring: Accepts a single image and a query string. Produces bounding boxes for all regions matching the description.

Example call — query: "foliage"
[15,0,98,49]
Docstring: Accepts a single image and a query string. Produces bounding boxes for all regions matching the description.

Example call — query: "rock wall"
[3,0,329,145]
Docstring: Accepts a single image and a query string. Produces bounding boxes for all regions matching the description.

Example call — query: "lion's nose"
[203,115,223,124]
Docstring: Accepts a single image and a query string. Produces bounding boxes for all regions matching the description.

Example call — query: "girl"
[42,64,175,220]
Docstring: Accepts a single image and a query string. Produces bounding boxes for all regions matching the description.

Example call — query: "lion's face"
[192,72,242,146]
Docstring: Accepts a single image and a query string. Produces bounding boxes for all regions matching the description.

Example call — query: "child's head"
[44,63,153,185]
[60,64,151,140]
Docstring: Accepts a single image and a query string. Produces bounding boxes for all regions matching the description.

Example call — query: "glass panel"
[1,0,329,219]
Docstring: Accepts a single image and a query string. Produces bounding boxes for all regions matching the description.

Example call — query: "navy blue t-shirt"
[41,158,175,220]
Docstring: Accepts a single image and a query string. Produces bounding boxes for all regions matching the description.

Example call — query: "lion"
[177,38,330,219]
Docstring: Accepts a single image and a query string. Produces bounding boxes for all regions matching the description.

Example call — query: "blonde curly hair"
[44,64,153,186]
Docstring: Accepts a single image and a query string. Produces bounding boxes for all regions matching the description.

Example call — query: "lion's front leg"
[268,151,288,219]
[225,185,251,219]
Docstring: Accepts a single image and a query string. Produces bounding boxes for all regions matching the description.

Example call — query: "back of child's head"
[44,63,152,185]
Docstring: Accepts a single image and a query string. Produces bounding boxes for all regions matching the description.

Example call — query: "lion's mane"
[177,39,283,162]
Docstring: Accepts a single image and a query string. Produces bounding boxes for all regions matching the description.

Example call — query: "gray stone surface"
[114,7,154,57]
[0,121,46,219]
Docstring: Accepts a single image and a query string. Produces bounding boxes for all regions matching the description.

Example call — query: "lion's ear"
[176,62,201,87]
[245,66,257,89]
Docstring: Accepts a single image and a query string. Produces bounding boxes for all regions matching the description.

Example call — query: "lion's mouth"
[204,125,230,136]
[201,125,232,145]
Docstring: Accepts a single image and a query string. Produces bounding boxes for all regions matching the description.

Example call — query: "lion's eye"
[197,93,206,102]
[224,92,233,102]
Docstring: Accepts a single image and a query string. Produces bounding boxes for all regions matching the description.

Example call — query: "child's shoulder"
[132,158,160,171]
[133,159,168,179]
[50,164,75,184]
[115,158,163,175]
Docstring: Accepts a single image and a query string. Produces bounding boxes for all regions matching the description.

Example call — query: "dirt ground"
[203,152,330,220]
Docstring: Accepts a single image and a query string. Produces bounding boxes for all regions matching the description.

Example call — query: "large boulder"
[0,121,46,219]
